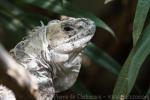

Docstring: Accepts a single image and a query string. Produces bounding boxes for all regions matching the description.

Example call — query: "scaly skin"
[1,17,96,100]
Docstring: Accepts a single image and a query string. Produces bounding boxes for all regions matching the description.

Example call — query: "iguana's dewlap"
[4,17,96,100]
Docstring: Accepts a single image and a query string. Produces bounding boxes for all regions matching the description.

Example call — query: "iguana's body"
[0,17,95,100]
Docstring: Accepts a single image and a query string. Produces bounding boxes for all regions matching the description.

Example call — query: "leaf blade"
[16,0,116,37]
[112,22,150,100]
[84,42,121,75]
[133,0,150,45]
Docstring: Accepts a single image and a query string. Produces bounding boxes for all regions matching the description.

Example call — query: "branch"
[0,44,39,100]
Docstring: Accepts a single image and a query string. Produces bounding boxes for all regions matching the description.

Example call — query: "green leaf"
[0,1,49,30]
[0,13,26,48]
[104,0,114,4]
[0,1,49,48]
[133,0,150,45]
[14,0,116,37]
[84,42,121,75]
[0,5,26,29]
[112,23,150,100]
[0,6,26,38]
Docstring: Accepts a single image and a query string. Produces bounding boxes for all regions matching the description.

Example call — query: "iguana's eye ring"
[64,26,74,31]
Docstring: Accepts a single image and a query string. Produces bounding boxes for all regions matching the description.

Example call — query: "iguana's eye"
[64,26,74,31]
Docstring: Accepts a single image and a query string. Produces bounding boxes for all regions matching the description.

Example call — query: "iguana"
[0,16,96,100]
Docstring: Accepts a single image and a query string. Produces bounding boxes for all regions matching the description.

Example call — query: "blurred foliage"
[85,43,121,75]
[112,0,150,99]
[0,0,150,100]
[132,0,150,45]
[113,20,150,100]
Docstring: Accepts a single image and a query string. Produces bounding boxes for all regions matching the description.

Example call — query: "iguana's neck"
[23,26,49,58]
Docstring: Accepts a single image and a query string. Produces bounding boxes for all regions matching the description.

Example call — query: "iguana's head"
[47,16,95,50]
